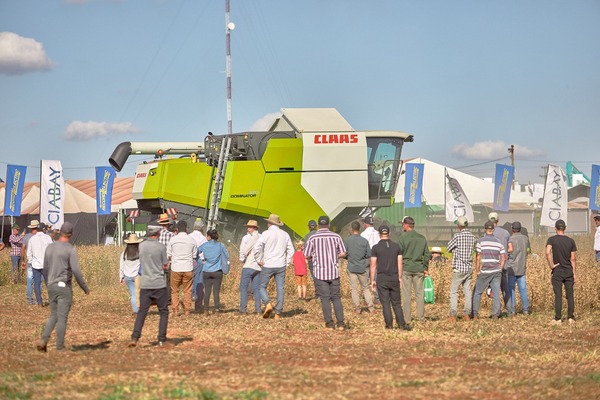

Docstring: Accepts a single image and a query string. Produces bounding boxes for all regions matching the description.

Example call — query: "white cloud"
[451,140,545,160]
[249,112,281,131]
[0,32,55,75]
[64,121,141,141]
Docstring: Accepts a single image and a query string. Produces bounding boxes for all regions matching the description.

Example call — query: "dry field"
[0,234,599,399]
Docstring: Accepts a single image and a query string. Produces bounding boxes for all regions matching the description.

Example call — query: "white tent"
[396,157,537,206]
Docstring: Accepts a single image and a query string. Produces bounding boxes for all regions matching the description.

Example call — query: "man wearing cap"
[344,221,374,314]
[360,216,380,248]
[129,226,170,347]
[398,216,430,323]
[239,220,262,315]
[446,216,477,321]
[593,214,600,263]
[167,220,197,316]
[304,216,347,330]
[488,212,511,312]
[9,224,23,284]
[546,219,577,324]
[254,214,294,319]
[27,220,53,307]
[36,222,90,352]
[506,221,530,316]
[370,224,411,330]
[189,219,208,306]
[472,221,506,319]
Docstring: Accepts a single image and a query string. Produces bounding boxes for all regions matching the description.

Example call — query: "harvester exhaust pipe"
[109,141,206,172]
[109,141,132,172]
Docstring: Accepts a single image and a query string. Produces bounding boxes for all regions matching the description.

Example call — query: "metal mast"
[206,0,234,230]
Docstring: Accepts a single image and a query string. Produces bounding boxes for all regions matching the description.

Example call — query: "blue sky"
[1,0,599,185]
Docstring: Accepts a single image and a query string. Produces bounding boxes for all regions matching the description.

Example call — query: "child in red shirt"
[292,240,308,300]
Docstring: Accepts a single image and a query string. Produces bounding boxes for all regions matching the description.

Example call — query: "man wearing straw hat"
[157,213,174,303]
[239,219,262,315]
[254,214,294,319]
[27,220,53,307]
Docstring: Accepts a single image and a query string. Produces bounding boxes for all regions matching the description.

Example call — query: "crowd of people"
[2,209,595,351]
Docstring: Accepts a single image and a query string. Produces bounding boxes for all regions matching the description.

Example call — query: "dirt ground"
[1,282,599,400]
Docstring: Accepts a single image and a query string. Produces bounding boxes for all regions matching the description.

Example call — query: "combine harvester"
[109,108,413,238]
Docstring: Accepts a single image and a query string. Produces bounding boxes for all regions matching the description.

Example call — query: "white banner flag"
[445,171,474,223]
[540,164,567,227]
[40,160,65,229]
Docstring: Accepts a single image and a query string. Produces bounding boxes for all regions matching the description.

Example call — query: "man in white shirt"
[254,214,294,319]
[167,220,197,316]
[594,214,600,263]
[239,220,262,314]
[189,218,208,306]
[360,216,380,248]
[360,216,380,304]
[27,220,53,307]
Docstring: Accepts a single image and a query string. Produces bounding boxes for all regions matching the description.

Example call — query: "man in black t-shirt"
[370,225,411,331]
[546,219,577,324]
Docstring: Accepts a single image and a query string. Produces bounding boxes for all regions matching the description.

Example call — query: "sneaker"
[550,319,562,325]
[262,303,273,319]
[399,324,413,331]
[127,340,138,348]
[337,325,345,331]
[464,315,472,321]
[568,318,575,324]
[448,316,456,323]
[274,314,282,320]
[36,340,47,352]
[158,341,165,347]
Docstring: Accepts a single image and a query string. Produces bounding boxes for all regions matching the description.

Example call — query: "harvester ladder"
[206,135,232,230]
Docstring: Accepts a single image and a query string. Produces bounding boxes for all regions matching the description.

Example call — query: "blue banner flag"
[96,166,116,215]
[493,164,514,212]
[3,165,27,216]
[404,163,424,208]
[590,164,600,212]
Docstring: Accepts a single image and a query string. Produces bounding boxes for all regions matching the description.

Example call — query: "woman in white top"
[120,234,143,314]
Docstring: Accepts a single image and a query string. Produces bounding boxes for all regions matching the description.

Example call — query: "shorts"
[295,275,307,286]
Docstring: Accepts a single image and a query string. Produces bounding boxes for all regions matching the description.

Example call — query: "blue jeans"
[259,266,286,315]
[240,268,261,313]
[42,284,73,350]
[507,274,529,314]
[472,271,502,318]
[124,276,139,313]
[33,268,46,305]
[27,263,34,303]
[192,260,204,299]
[10,256,21,283]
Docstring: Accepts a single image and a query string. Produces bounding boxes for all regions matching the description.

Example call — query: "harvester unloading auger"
[109,108,413,239]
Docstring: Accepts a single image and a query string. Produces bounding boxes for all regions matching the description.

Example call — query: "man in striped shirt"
[304,216,347,330]
[446,216,477,321]
[472,220,506,319]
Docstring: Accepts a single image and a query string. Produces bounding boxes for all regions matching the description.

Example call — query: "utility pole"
[508,144,515,189]
[206,0,235,230]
